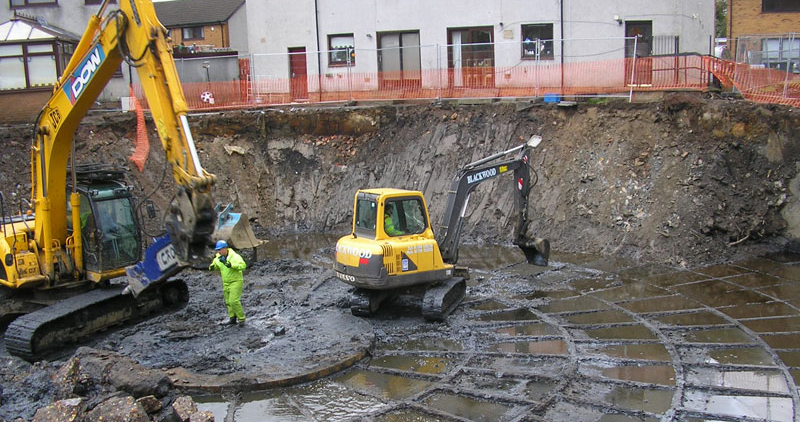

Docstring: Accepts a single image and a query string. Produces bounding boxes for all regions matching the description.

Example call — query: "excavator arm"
[32,0,215,275]
[436,136,549,266]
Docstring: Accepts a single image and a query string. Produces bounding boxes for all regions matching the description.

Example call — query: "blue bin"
[543,93,561,103]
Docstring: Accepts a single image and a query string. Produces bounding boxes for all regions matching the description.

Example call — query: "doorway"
[378,31,422,90]
[447,27,495,88]
[625,21,653,86]
[288,47,308,101]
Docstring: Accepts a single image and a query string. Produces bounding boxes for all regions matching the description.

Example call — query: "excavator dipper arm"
[436,136,549,266]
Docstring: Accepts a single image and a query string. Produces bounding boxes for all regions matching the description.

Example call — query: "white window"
[328,34,354,66]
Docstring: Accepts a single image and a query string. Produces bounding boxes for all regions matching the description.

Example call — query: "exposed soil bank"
[3,93,798,266]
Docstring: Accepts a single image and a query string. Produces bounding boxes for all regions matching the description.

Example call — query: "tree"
[716,0,727,38]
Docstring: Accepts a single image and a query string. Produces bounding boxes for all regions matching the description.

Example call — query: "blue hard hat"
[214,240,228,250]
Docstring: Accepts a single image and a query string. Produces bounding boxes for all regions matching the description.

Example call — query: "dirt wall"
[2,93,799,267]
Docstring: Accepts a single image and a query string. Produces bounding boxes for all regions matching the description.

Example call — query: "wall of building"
[244,0,714,92]
[170,23,229,49]
[0,90,52,123]
[228,4,249,55]
[729,0,800,40]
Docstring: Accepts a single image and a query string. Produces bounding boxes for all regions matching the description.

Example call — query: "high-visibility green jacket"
[385,215,402,236]
[209,249,246,283]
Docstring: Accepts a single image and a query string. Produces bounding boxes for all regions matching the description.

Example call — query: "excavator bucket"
[213,204,264,250]
[515,237,550,267]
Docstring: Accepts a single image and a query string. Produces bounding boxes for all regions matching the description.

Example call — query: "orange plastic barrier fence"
[705,56,800,108]
[132,54,798,111]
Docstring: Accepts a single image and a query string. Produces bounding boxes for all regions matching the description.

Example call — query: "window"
[182,26,204,41]
[0,42,65,90]
[761,37,800,73]
[378,31,421,88]
[763,0,800,13]
[328,34,355,66]
[521,24,554,60]
[10,0,57,7]
[384,198,427,237]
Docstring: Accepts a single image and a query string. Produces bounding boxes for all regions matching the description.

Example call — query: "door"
[378,31,422,89]
[288,47,308,101]
[625,21,653,86]
[448,27,495,88]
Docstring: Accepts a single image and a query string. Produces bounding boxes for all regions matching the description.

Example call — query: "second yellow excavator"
[334,136,550,321]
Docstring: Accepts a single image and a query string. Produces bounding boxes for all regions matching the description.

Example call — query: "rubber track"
[421,277,465,321]
[5,280,187,361]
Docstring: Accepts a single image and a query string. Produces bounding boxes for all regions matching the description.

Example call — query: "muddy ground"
[1,93,800,420]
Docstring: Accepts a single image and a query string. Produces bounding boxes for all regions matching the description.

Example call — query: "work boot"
[219,317,237,325]
[236,319,246,327]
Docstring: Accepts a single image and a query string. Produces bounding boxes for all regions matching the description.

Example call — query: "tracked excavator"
[334,136,550,321]
[0,0,258,360]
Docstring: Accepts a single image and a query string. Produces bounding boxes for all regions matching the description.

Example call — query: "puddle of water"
[564,310,635,325]
[637,270,709,287]
[456,243,529,271]
[777,350,800,368]
[684,328,756,344]
[695,264,750,278]
[424,392,514,422]
[687,367,790,393]
[587,364,676,386]
[476,308,539,322]
[591,344,671,362]
[723,272,784,289]
[615,264,677,281]
[369,355,452,375]
[582,325,657,340]
[683,389,793,422]
[333,369,432,400]
[469,300,509,311]
[194,397,229,422]
[791,370,799,384]
[490,339,567,355]
[539,296,610,313]
[597,415,660,422]
[762,333,800,349]
[708,347,776,366]
[576,257,639,273]
[619,295,702,313]
[671,280,742,304]
[383,337,463,352]
[284,381,386,421]
[655,311,729,326]
[718,301,800,319]
[570,277,620,293]
[494,322,559,337]
[374,409,441,422]
[741,315,800,333]
[469,355,568,377]
[590,283,669,303]
[255,233,339,265]
[455,373,556,401]
[758,283,800,300]
[517,289,578,301]
[233,392,307,422]
[738,257,800,280]
[603,385,674,414]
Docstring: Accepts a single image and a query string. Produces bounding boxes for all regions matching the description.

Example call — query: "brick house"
[727,0,800,72]
[153,0,247,56]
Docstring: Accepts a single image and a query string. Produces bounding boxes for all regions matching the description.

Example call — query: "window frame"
[0,40,71,91]
[760,37,800,73]
[521,23,555,60]
[9,0,57,8]
[182,26,205,41]
[762,0,800,13]
[328,33,355,66]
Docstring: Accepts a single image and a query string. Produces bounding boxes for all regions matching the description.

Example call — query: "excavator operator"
[384,203,403,236]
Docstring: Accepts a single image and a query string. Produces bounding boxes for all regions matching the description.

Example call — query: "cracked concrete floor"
[195,245,800,422]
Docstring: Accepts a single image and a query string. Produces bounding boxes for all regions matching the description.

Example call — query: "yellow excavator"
[0,0,258,360]
[334,136,550,321]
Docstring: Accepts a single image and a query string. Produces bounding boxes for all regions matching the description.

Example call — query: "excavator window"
[385,198,427,236]
[354,198,377,237]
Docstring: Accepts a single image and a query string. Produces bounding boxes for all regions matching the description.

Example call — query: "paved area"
[196,249,800,422]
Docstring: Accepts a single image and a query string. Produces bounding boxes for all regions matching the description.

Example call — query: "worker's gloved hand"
[219,254,227,264]
[225,261,232,268]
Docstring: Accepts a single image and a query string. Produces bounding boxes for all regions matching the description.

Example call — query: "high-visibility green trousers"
[223,279,245,322]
